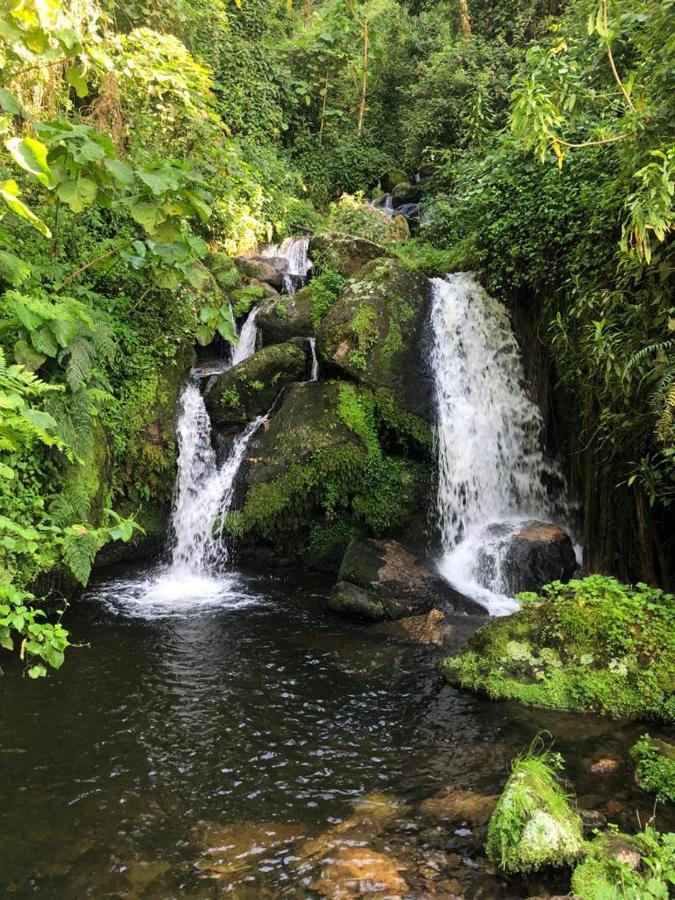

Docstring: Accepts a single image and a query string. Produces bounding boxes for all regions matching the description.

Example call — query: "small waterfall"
[430,273,566,614]
[263,236,312,294]
[232,304,260,366]
[170,385,265,574]
[308,337,319,381]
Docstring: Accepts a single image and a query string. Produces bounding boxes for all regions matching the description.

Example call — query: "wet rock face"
[234,255,285,290]
[206,342,306,430]
[496,520,577,594]
[257,285,314,345]
[309,231,390,278]
[372,609,452,645]
[316,258,433,420]
[330,537,486,621]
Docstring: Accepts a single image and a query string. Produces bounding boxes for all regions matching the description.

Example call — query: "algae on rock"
[486,746,584,873]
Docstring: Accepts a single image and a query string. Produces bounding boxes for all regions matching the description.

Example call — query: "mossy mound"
[571,828,675,899]
[257,287,314,345]
[231,381,432,568]
[309,231,391,278]
[487,747,584,873]
[316,258,432,419]
[441,576,675,722]
[206,342,306,429]
[630,734,675,804]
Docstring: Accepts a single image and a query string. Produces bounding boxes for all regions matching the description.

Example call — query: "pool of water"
[1,564,672,898]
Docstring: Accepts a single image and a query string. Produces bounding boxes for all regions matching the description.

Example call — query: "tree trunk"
[357,19,369,135]
[458,0,471,39]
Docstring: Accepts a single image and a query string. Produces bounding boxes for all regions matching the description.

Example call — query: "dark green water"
[0,564,671,898]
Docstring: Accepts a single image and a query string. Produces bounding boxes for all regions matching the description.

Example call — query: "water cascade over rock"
[262,235,312,294]
[429,273,572,614]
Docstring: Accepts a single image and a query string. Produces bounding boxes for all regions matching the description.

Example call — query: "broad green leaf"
[55,27,82,55]
[0,249,30,284]
[14,339,46,371]
[14,299,44,331]
[0,180,51,238]
[28,663,47,678]
[195,324,214,346]
[0,463,14,481]
[0,88,22,115]
[56,177,97,213]
[30,325,58,357]
[130,201,165,233]
[51,318,79,348]
[103,158,135,186]
[66,63,89,99]
[5,136,53,187]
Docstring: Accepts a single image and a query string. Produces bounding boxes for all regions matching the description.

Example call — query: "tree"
[458,0,471,39]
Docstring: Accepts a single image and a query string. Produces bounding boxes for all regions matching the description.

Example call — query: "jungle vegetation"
[0,0,672,677]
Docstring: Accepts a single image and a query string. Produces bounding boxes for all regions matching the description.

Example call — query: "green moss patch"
[630,734,675,804]
[441,576,675,722]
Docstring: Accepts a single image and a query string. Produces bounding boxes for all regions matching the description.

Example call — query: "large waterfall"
[430,274,566,614]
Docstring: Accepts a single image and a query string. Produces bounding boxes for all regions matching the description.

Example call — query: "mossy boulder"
[391,181,421,205]
[309,231,390,278]
[571,828,673,899]
[206,342,306,430]
[381,168,408,192]
[441,576,675,722]
[234,255,284,290]
[231,381,433,569]
[257,286,314,345]
[329,536,484,620]
[487,748,584,873]
[316,258,432,420]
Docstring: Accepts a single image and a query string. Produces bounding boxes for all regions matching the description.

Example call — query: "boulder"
[316,258,433,420]
[381,168,409,192]
[309,231,389,278]
[391,181,422,205]
[329,537,484,620]
[206,342,306,430]
[234,255,285,290]
[311,847,408,899]
[257,285,314,345]
[500,521,577,593]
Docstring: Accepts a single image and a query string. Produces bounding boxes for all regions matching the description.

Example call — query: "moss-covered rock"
[257,286,314,345]
[630,733,675,804]
[234,255,284,289]
[441,576,675,722]
[391,181,422,205]
[309,231,390,278]
[329,536,484,620]
[58,417,112,530]
[571,828,674,899]
[206,342,307,429]
[487,747,584,873]
[381,168,408,192]
[316,258,432,419]
[231,381,433,569]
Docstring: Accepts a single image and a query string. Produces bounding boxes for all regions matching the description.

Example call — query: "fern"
[65,335,94,391]
[61,527,100,586]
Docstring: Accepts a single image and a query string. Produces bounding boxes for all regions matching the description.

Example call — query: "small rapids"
[429,273,569,614]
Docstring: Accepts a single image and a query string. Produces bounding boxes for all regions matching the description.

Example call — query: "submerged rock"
[499,521,577,594]
[316,258,433,419]
[193,820,306,880]
[419,789,498,826]
[330,537,483,620]
[311,847,409,899]
[309,231,390,278]
[206,342,306,429]
[372,608,452,645]
[257,285,314,345]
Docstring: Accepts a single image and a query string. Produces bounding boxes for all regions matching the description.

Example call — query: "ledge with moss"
[630,734,675,804]
[441,576,675,723]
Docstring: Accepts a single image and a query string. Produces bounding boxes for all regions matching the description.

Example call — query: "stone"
[206,342,306,430]
[372,609,452,645]
[419,790,498,826]
[391,181,422,205]
[234,255,285,289]
[381,168,409,192]
[309,231,390,278]
[311,847,408,899]
[500,521,577,594]
[193,820,306,879]
[329,537,484,621]
[316,258,433,420]
[588,757,621,775]
[257,285,314,345]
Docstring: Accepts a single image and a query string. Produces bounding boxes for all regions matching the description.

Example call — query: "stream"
[1,565,671,898]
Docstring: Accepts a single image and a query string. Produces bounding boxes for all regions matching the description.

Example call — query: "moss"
[275,301,288,319]
[231,284,266,317]
[630,734,675,804]
[487,744,584,874]
[441,576,675,722]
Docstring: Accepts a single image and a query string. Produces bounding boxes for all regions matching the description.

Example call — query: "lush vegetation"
[442,576,675,721]
[0,0,672,679]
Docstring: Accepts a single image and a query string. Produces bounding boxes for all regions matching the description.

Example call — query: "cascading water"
[430,273,567,615]
[308,337,319,381]
[263,236,312,294]
[232,303,260,365]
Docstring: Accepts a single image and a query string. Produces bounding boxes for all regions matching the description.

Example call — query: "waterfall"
[262,236,312,294]
[232,304,260,365]
[430,273,566,614]
[308,337,319,381]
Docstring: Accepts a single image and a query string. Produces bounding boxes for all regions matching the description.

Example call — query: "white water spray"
[430,273,566,614]
[308,337,319,381]
[263,236,312,294]
[232,304,260,365]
